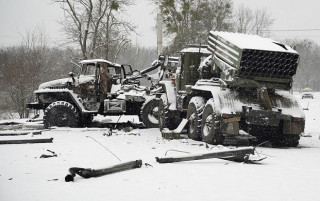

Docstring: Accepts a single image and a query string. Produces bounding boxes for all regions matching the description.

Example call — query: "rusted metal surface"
[156,147,255,163]
[257,87,272,110]
[0,130,42,136]
[0,138,53,144]
[65,160,143,182]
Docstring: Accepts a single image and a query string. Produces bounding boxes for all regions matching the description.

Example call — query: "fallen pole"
[0,138,53,144]
[0,131,42,136]
[156,147,255,163]
[65,160,143,182]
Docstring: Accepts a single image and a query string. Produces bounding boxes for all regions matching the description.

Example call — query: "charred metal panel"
[100,62,109,95]
[104,99,126,114]
[82,97,100,111]
[245,109,281,127]
[257,87,272,110]
[124,95,145,102]
[282,117,305,135]
[73,80,99,111]
[38,92,74,104]
[72,81,96,96]
[222,121,240,135]
[176,93,187,111]
[26,102,47,110]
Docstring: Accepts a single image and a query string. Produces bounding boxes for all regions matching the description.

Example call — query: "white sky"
[232,0,320,43]
[0,0,320,48]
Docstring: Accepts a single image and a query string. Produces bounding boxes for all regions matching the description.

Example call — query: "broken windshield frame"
[122,65,133,76]
[79,62,132,83]
[81,63,96,76]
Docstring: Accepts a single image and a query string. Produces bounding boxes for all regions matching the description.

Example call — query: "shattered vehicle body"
[27,59,163,128]
[159,32,305,147]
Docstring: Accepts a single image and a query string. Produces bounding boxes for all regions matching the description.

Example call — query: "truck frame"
[159,32,305,147]
[27,59,162,128]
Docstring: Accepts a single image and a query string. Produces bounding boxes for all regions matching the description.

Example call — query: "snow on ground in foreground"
[0,93,320,201]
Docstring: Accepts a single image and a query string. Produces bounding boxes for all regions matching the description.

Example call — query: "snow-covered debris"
[0,93,320,201]
[38,75,95,89]
[210,31,297,53]
[79,59,121,67]
[180,47,211,54]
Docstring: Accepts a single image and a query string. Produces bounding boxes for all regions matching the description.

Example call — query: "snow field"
[0,93,319,201]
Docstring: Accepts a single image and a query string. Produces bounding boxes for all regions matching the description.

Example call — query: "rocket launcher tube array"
[208,31,299,83]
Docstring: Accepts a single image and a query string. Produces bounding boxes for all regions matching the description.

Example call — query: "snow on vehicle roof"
[79,59,121,67]
[211,31,297,53]
[180,47,211,54]
[37,75,95,89]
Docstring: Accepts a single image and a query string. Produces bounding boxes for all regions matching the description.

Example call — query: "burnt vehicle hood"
[38,75,95,89]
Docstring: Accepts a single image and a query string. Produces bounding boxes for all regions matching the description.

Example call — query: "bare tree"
[234,5,274,37]
[252,8,274,36]
[153,0,233,52]
[234,4,254,33]
[55,0,135,61]
[285,39,320,91]
[0,28,54,118]
[208,0,234,31]
[117,44,157,70]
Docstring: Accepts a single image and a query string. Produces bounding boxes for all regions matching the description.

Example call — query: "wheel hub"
[54,112,69,127]
[203,115,213,137]
[148,106,159,124]
[189,113,196,133]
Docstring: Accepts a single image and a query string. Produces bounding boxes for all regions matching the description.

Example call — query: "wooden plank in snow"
[0,138,53,144]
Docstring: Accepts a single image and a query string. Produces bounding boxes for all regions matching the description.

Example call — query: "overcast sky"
[0,0,320,48]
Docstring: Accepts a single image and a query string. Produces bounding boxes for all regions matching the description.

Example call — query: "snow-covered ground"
[0,93,319,201]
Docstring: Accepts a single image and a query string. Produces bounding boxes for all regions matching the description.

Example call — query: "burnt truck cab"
[28,59,132,112]
[27,59,139,128]
[28,58,163,128]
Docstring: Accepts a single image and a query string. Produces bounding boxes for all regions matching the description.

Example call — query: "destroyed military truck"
[27,59,163,128]
[159,31,305,147]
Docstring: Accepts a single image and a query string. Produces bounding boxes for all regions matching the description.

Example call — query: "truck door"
[178,52,201,91]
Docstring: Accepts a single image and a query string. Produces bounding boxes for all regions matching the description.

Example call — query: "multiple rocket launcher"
[208,31,299,89]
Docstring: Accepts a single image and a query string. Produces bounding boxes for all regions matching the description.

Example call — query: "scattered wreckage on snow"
[65,146,263,182]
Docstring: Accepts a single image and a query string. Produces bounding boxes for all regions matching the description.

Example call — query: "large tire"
[249,125,300,147]
[273,135,300,147]
[159,94,179,131]
[44,101,80,128]
[81,114,93,127]
[201,98,224,145]
[249,125,277,145]
[140,98,159,128]
[282,135,300,147]
[187,96,206,141]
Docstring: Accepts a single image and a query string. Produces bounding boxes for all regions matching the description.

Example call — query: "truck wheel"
[187,96,206,141]
[159,94,178,131]
[44,101,80,128]
[81,114,93,127]
[275,135,300,147]
[201,99,224,145]
[140,98,159,128]
[283,135,300,147]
